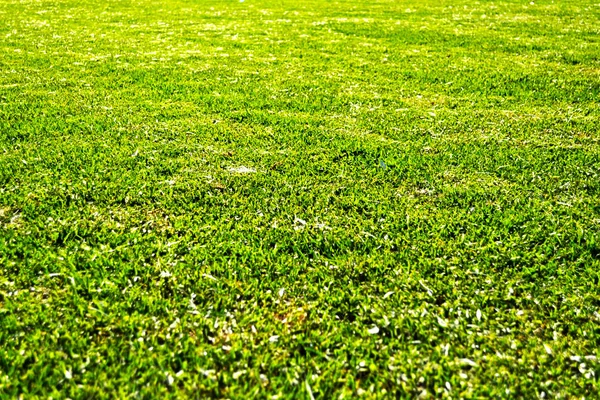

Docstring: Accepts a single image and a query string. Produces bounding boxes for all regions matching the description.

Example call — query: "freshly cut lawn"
[1,0,599,397]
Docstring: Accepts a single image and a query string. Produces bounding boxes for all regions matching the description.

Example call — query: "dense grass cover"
[1,0,599,397]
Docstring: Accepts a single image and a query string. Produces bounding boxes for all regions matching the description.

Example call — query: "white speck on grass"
[460,358,477,367]
[269,335,279,343]
[200,369,216,378]
[202,273,217,281]
[233,370,246,379]
[315,222,331,230]
[383,291,394,299]
[176,370,184,377]
[368,326,379,335]
[293,217,306,231]
[228,166,256,174]
[476,309,482,321]
[441,343,449,356]
[160,270,172,278]
[189,293,197,310]
[306,380,316,400]
[168,318,180,331]
[544,344,552,355]
[419,280,433,296]
[437,317,448,328]
[64,369,72,380]
[166,373,174,385]
[278,288,285,298]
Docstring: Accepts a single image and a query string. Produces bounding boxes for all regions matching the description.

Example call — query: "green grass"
[1,0,600,397]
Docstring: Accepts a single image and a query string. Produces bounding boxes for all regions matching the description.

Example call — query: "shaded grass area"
[1,0,599,397]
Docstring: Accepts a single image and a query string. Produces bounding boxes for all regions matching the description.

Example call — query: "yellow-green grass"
[1,0,599,397]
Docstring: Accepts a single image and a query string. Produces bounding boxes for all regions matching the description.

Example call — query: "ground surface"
[1,0,600,397]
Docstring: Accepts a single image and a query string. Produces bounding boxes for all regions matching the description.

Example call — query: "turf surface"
[1,0,600,397]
